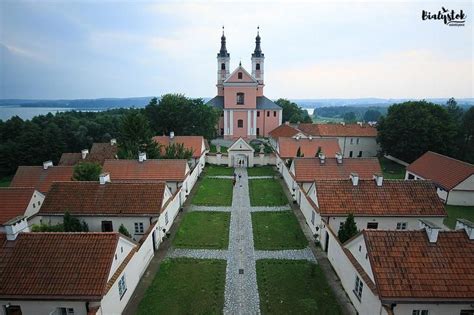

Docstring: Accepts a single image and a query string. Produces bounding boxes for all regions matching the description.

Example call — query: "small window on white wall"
[118,275,127,299]
[396,222,407,230]
[412,310,429,315]
[165,211,169,225]
[311,211,315,225]
[58,308,75,315]
[134,222,144,234]
[353,276,363,301]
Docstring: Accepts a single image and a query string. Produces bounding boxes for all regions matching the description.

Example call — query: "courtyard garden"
[173,211,230,249]
[378,156,406,179]
[256,259,343,315]
[204,164,234,176]
[252,211,308,250]
[247,165,276,177]
[444,205,474,229]
[249,178,288,206]
[192,178,233,206]
[137,258,226,314]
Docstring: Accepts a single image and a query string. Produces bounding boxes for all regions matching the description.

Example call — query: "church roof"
[256,96,281,110]
[206,96,280,110]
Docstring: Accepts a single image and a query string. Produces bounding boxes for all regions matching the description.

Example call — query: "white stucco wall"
[448,174,474,206]
[0,301,88,315]
[326,216,446,234]
[39,215,154,242]
[345,236,375,282]
[325,229,384,315]
[335,136,379,158]
[392,303,474,315]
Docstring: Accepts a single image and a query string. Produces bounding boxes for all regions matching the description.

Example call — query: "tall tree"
[446,97,464,124]
[72,162,102,181]
[162,143,194,159]
[145,94,220,140]
[377,101,457,163]
[343,112,357,123]
[275,98,312,123]
[338,214,358,243]
[118,110,160,159]
[363,109,381,122]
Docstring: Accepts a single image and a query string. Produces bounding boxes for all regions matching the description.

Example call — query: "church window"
[257,111,260,117]
[221,63,225,70]
[238,72,243,79]
[238,119,243,128]
[273,111,276,117]
[256,63,260,70]
[237,93,244,105]
[267,111,270,117]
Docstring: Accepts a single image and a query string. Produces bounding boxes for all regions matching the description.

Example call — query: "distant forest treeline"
[0,94,220,177]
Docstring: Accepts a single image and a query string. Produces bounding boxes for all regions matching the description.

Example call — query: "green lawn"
[137,258,226,315]
[192,178,233,206]
[173,212,230,249]
[210,144,228,153]
[252,211,308,250]
[0,176,12,187]
[249,179,288,206]
[257,259,343,315]
[379,156,406,179]
[205,165,234,176]
[247,166,276,177]
[444,205,474,229]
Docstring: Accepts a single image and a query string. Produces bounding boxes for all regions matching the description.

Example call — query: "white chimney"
[81,149,89,159]
[5,216,29,241]
[357,121,363,127]
[110,138,117,146]
[295,135,301,141]
[340,122,345,126]
[43,160,53,170]
[285,121,290,125]
[170,131,175,139]
[335,152,343,164]
[318,153,326,164]
[309,135,313,141]
[419,219,441,243]
[138,152,147,162]
[373,173,383,187]
[455,219,474,240]
[99,172,111,185]
[350,173,359,186]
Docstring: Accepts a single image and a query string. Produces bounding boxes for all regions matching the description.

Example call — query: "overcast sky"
[0,0,472,100]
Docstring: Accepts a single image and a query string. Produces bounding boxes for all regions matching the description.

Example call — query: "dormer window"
[221,63,225,70]
[256,63,260,70]
[238,72,243,79]
[237,93,244,105]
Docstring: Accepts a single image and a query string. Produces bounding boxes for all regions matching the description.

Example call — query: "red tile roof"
[278,137,341,159]
[153,136,205,158]
[103,159,188,182]
[10,166,74,194]
[298,123,378,137]
[407,151,474,191]
[87,143,118,165]
[0,188,37,224]
[0,232,120,299]
[315,179,446,217]
[364,230,474,301]
[59,153,82,166]
[293,157,381,182]
[268,124,300,138]
[39,182,167,216]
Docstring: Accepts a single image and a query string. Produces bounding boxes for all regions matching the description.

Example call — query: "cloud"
[267,50,473,98]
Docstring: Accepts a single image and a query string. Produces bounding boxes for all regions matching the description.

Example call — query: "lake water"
[0,106,99,121]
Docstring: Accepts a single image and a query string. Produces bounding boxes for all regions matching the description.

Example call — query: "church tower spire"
[217,26,230,95]
[251,26,264,85]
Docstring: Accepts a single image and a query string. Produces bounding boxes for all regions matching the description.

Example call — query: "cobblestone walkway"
[247,175,275,179]
[168,168,318,315]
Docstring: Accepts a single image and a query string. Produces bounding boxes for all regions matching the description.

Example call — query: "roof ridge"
[426,151,474,168]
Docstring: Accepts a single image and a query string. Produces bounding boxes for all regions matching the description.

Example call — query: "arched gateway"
[227,138,255,168]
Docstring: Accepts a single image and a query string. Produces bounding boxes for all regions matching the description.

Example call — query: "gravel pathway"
[188,205,232,212]
[224,168,260,315]
[250,205,291,212]
[255,247,316,262]
[168,248,229,260]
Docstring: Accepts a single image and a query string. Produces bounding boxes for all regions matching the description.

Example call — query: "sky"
[0,0,472,100]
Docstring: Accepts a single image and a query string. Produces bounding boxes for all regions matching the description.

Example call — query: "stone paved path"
[247,175,275,179]
[168,168,318,315]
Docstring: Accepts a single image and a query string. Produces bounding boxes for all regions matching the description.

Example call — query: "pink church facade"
[207,28,282,140]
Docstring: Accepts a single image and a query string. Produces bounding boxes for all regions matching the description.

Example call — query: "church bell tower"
[217,26,230,95]
[251,26,264,85]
